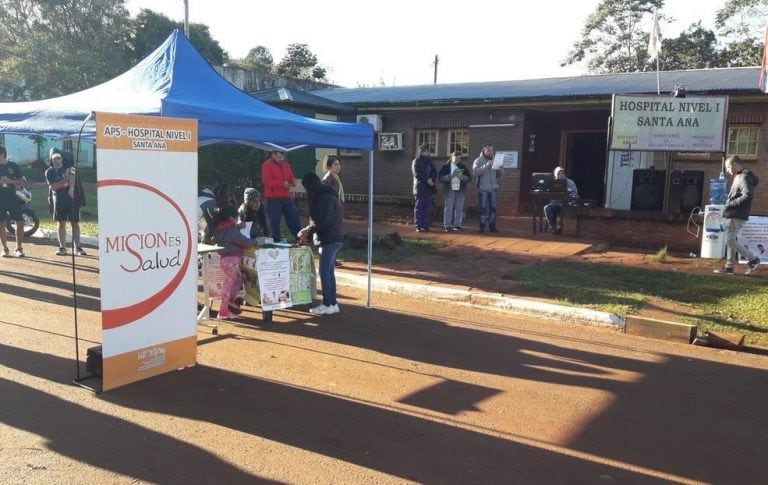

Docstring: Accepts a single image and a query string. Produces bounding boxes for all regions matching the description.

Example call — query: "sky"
[125,0,730,88]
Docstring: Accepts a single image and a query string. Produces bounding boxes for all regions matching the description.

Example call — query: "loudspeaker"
[668,170,704,214]
[631,169,665,211]
[86,345,103,377]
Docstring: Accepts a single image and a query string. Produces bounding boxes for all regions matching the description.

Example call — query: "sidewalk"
[337,216,624,328]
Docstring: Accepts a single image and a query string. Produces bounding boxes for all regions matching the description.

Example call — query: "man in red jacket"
[261,149,301,241]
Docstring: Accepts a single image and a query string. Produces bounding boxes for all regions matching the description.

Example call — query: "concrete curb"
[336,270,625,330]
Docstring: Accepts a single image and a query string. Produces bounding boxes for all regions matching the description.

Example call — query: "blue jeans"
[544,201,562,230]
[267,198,301,241]
[478,191,497,227]
[318,242,343,306]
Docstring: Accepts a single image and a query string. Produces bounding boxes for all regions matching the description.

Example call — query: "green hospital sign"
[610,94,728,152]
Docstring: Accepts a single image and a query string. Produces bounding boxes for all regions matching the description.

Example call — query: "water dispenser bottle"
[708,174,726,205]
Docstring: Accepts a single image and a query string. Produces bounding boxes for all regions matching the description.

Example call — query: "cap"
[554,166,565,177]
[51,152,62,160]
[243,187,261,203]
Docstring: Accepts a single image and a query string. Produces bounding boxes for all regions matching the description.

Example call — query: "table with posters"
[199,244,316,326]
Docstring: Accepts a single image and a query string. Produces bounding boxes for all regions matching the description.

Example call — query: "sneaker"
[327,304,340,314]
[309,304,329,314]
[14,248,24,258]
[227,301,243,315]
[713,267,734,275]
[75,248,87,256]
[1,247,9,258]
[217,311,235,320]
[745,258,760,275]
[453,226,463,231]
[444,227,451,232]
[55,247,67,256]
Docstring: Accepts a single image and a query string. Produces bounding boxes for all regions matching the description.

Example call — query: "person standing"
[45,151,87,256]
[412,144,437,232]
[472,144,502,233]
[298,173,343,315]
[261,149,301,242]
[437,150,471,231]
[0,146,26,258]
[715,156,760,275]
[321,154,345,267]
[544,166,579,234]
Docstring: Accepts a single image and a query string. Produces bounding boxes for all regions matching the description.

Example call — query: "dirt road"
[1,243,767,484]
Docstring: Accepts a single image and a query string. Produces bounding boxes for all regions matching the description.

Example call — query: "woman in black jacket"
[298,173,343,315]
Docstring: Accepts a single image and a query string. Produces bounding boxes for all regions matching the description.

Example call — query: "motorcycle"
[5,177,40,238]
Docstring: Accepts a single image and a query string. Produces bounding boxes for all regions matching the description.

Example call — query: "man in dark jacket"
[715,156,760,275]
[298,173,343,315]
[411,144,437,232]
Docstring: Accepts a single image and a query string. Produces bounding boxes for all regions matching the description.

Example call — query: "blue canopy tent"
[0,30,373,151]
[0,30,378,306]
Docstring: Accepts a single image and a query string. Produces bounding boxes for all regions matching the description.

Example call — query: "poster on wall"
[738,215,768,264]
[96,112,198,391]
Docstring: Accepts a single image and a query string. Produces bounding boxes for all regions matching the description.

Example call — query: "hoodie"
[301,173,343,246]
[723,168,759,221]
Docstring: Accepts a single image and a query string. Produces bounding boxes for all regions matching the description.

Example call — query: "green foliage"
[562,0,663,73]
[650,245,668,263]
[0,0,133,100]
[276,43,321,79]
[198,145,266,202]
[504,260,768,346]
[130,9,228,66]
[231,46,274,71]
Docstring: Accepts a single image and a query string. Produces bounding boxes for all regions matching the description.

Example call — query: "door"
[561,131,607,206]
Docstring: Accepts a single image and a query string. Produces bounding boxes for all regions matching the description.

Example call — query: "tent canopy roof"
[0,30,373,151]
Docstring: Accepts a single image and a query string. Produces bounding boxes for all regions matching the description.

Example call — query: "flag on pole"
[648,10,661,61]
[759,24,768,93]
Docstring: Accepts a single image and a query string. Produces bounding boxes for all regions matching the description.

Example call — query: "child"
[212,205,260,320]
[237,187,270,238]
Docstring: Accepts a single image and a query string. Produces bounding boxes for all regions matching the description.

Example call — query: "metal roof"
[311,67,763,107]
[250,87,355,113]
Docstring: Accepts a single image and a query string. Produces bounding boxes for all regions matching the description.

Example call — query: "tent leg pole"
[366,151,374,309]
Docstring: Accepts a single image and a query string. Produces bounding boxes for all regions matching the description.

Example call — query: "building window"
[447,130,469,157]
[416,130,438,156]
[62,140,74,152]
[726,125,759,159]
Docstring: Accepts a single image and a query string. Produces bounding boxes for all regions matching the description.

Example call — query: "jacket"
[723,168,759,221]
[437,161,471,193]
[261,158,296,199]
[304,184,343,246]
[412,155,437,196]
[472,153,502,192]
[212,220,259,256]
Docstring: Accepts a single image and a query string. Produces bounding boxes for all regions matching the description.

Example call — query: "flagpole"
[656,56,660,95]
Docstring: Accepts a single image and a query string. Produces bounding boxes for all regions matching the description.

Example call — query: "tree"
[130,9,228,66]
[276,43,319,79]
[0,0,133,101]
[715,0,767,66]
[658,22,721,70]
[562,0,664,73]
[231,46,274,71]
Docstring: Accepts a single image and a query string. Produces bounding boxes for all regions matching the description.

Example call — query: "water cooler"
[700,176,727,259]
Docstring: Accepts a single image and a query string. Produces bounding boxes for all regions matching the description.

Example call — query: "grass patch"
[504,260,768,346]
[340,237,445,265]
[649,245,668,264]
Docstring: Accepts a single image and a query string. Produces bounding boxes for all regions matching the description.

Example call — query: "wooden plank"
[705,331,745,350]
[624,315,697,344]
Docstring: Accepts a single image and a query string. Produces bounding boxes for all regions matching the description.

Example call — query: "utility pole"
[183,0,190,37]
[433,54,439,84]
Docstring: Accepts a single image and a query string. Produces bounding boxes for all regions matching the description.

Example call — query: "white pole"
[656,56,660,95]
[183,0,190,37]
[366,150,374,308]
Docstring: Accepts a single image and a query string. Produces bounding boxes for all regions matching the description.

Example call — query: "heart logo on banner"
[268,248,279,259]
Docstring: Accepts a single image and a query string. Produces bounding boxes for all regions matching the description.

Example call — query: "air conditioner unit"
[356,114,383,132]
[378,132,403,151]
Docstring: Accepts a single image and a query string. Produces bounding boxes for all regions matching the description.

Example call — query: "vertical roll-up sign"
[96,112,198,391]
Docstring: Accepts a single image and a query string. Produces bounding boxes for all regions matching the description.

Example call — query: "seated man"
[543,166,579,234]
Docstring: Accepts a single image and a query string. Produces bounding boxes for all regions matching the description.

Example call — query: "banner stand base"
[73,375,102,393]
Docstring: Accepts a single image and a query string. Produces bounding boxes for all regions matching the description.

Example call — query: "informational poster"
[610,95,728,152]
[241,247,315,309]
[256,247,292,310]
[96,112,198,391]
[493,151,518,169]
[738,215,768,264]
[202,252,227,299]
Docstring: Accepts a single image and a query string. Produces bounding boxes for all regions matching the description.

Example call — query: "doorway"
[561,131,607,205]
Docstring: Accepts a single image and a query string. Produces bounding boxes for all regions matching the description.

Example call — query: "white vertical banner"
[95,112,198,391]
